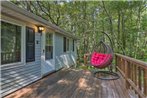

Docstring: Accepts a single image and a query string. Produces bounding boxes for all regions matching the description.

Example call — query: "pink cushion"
[91,52,112,67]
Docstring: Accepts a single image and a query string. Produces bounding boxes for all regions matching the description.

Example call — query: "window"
[63,37,69,52]
[45,33,53,60]
[66,38,69,51]
[26,27,35,62]
[63,37,66,52]
[1,21,21,65]
[73,40,74,51]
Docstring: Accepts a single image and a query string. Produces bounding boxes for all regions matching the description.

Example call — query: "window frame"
[45,32,53,60]
[0,19,24,66]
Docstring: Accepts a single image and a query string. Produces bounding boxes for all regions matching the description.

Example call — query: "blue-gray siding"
[1,33,41,97]
[1,30,77,97]
[54,33,77,70]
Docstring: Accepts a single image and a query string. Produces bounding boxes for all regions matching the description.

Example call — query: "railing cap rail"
[115,53,147,69]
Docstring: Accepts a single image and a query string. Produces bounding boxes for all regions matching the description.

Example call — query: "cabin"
[1,1,147,98]
[0,1,77,97]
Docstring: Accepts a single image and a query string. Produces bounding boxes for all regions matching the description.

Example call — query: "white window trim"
[45,32,54,60]
[1,19,25,67]
[73,39,74,52]
[66,38,70,53]
[53,33,55,60]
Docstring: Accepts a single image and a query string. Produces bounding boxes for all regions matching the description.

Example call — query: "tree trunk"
[121,10,126,50]
[117,10,121,52]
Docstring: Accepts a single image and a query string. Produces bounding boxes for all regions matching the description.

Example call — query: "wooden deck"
[5,68,130,98]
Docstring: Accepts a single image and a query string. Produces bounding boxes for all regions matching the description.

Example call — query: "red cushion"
[91,52,112,67]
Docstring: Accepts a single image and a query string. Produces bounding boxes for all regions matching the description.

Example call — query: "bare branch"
[36,1,57,25]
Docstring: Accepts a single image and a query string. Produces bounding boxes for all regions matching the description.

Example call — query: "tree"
[11,1,147,61]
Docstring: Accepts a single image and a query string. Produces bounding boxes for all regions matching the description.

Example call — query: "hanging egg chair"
[91,41,113,69]
[84,32,119,80]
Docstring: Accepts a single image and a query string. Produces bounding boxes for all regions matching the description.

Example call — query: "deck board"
[5,68,130,98]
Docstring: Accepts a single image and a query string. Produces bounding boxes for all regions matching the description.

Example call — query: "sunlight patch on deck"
[78,78,88,89]
[57,79,71,85]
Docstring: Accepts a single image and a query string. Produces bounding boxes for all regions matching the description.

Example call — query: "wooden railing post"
[144,70,147,97]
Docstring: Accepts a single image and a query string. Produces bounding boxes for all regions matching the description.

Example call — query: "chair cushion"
[91,52,112,67]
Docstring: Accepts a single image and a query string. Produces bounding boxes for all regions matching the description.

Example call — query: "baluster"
[123,59,125,74]
[132,64,135,84]
[130,63,133,82]
[125,60,129,89]
[123,59,125,73]
[120,58,123,72]
[128,62,131,89]
[134,65,138,85]
[144,69,147,96]
[120,57,122,70]
[138,67,142,91]
[134,64,138,94]
[122,59,124,72]
[119,57,121,70]
[131,63,134,90]
[118,56,120,69]
[128,62,131,79]
[119,57,121,67]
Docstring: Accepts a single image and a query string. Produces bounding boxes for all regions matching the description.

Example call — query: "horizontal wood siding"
[1,33,41,97]
[54,33,77,70]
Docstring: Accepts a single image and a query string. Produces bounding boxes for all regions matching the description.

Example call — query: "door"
[41,32,55,76]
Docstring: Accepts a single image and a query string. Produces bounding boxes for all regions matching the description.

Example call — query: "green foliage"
[11,1,147,62]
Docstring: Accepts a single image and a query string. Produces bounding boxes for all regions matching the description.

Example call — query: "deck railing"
[115,53,147,98]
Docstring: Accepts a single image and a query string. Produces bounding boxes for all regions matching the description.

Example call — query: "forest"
[12,1,147,62]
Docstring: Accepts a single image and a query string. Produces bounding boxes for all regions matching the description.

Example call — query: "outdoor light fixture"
[38,26,44,33]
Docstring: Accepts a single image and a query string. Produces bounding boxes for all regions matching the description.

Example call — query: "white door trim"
[41,32,55,77]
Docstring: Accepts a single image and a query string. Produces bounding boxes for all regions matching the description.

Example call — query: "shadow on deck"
[5,68,130,98]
